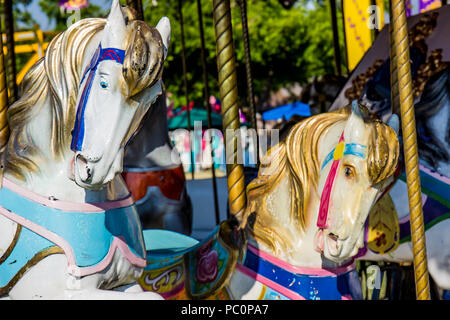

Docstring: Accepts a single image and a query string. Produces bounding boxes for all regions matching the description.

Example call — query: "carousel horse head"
[242,101,400,264]
[70,0,171,190]
[5,0,171,193]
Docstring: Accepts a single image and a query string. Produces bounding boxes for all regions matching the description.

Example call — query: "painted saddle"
[122,165,192,235]
[139,221,243,300]
[138,221,362,300]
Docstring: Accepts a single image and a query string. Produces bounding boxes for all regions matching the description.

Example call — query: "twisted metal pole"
[389,0,399,116]
[236,0,259,165]
[196,0,220,224]
[0,17,9,187]
[126,0,144,21]
[212,0,246,217]
[4,0,17,103]
[391,0,430,300]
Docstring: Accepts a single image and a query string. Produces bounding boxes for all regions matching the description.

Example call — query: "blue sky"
[27,0,110,30]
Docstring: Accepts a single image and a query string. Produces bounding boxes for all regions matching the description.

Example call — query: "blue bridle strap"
[321,143,367,170]
[70,45,126,151]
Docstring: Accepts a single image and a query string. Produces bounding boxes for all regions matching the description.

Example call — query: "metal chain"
[178,0,195,180]
[236,0,259,165]
[196,0,220,224]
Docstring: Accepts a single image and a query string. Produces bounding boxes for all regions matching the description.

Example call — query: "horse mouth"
[73,153,104,190]
[72,150,123,190]
[314,229,344,259]
[75,154,93,183]
[326,232,342,257]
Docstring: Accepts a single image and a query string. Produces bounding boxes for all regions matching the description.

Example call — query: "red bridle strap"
[317,131,345,228]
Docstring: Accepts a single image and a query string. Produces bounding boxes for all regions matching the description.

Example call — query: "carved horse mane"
[241,106,399,257]
[415,67,450,170]
[4,8,163,181]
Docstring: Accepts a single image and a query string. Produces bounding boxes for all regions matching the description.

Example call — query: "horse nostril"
[328,233,339,241]
[77,152,101,163]
[76,154,93,182]
[76,154,87,166]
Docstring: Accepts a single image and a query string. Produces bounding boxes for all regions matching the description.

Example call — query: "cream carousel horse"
[0,0,171,299]
[138,101,400,300]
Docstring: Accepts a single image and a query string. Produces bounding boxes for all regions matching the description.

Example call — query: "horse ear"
[344,100,366,142]
[386,113,400,136]
[102,0,127,48]
[156,16,171,60]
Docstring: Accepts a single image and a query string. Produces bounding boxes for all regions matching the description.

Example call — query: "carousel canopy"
[261,101,311,121]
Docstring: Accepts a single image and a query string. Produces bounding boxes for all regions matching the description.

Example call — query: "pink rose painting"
[196,240,219,284]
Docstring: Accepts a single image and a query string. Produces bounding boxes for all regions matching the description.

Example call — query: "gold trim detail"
[0,246,64,297]
[0,224,21,265]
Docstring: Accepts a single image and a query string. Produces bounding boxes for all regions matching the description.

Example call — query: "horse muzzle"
[72,150,122,190]
[315,228,354,262]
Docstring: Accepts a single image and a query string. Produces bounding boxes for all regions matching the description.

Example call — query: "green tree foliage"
[7,0,347,111]
[11,0,36,29]
[1,1,106,82]
[0,0,36,30]
[143,0,346,109]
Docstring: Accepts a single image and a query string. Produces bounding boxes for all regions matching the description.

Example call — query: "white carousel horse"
[122,91,192,235]
[0,0,171,299]
[138,101,400,300]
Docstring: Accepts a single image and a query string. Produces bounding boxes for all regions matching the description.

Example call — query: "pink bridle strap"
[317,131,345,228]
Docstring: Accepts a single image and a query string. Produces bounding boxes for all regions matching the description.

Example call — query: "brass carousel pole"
[196,0,220,225]
[126,0,144,21]
[4,0,17,103]
[390,0,430,300]
[0,15,10,186]
[389,0,399,116]
[212,0,246,217]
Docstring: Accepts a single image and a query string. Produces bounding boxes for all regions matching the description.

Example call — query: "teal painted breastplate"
[0,179,146,293]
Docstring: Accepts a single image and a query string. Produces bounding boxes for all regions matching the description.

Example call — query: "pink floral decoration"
[196,240,219,284]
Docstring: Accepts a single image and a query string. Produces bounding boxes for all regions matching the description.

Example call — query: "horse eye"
[343,165,355,178]
[100,81,109,89]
